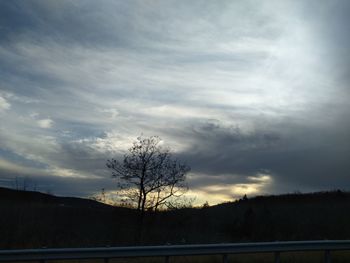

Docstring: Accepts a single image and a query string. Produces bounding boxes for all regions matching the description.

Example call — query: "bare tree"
[106,136,190,215]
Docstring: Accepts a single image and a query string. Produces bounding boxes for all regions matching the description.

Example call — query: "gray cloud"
[0,0,349,203]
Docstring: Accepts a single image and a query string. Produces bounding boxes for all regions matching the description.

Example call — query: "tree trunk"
[137,188,142,211]
[141,192,147,216]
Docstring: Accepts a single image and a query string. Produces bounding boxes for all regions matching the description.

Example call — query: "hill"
[0,187,113,210]
[1,187,350,249]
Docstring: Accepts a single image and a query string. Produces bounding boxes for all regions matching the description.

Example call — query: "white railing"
[1,240,350,263]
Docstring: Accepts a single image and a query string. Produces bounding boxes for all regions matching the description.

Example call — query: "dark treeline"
[1,187,350,249]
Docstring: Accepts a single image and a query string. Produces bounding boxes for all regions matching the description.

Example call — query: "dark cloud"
[0,1,132,47]
[172,117,350,192]
[1,0,350,203]
[0,169,114,197]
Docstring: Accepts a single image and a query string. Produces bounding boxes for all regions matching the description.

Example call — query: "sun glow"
[185,173,273,206]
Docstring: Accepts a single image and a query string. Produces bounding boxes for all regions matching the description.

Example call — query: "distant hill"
[1,186,350,249]
[0,186,113,210]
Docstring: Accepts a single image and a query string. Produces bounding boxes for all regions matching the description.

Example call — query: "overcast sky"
[1,0,349,204]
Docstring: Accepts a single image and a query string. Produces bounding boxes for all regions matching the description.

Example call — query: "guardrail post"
[104,258,109,263]
[274,252,280,263]
[39,260,45,263]
[223,254,228,263]
[165,255,170,263]
[325,250,331,263]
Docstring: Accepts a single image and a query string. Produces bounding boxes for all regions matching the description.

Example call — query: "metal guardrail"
[1,240,350,262]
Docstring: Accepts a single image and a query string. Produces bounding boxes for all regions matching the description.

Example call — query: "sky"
[0,0,350,205]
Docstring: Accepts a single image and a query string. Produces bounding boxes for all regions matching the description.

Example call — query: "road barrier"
[1,240,350,262]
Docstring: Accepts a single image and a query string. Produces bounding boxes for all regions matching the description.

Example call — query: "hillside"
[0,187,113,210]
[1,187,350,249]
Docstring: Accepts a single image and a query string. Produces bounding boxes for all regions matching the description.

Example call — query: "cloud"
[0,158,46,177]
[0,1,349,202]
[185,173,273,205]
[37,118,54,128]
[0,95,10,112]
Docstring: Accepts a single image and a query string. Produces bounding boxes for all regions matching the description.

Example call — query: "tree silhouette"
[106,136,190,215]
